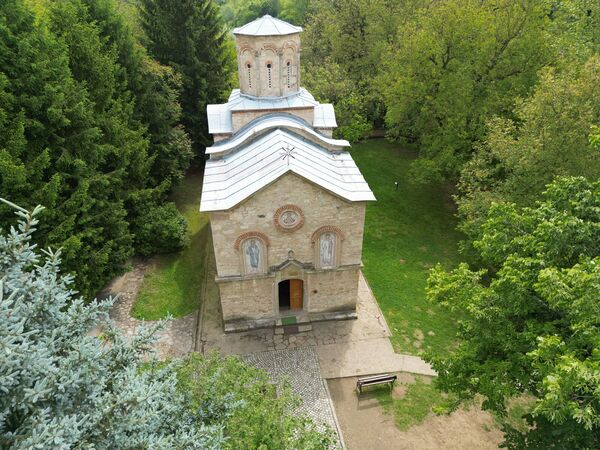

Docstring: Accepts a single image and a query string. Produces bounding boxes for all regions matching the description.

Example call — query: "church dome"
[233,14,302,36]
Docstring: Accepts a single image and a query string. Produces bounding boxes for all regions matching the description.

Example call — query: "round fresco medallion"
[274,204,304,232]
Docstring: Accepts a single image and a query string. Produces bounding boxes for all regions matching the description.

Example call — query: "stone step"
[275,323,313,335]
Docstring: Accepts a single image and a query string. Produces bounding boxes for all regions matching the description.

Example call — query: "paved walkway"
[200,271,436,378]
[243,346,342,446]
[97,260,196,359]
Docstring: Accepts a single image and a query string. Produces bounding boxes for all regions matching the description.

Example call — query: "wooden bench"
[356,374,397,394]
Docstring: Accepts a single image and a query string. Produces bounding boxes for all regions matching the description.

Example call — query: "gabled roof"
[200,129,375,212]
[233,15,302,36]
[206,114,349,156]
[207,89,337,135]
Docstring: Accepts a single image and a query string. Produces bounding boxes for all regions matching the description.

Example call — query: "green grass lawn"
[351,139,463,356]
[131,171,209,320]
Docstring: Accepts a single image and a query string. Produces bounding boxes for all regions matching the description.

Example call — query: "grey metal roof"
[314,104,337,128]
[206,114,349,156]
[207,88,336,135]
[200,129,375,211]
[233,15,302,36]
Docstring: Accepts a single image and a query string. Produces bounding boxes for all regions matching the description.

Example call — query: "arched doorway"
[278,279,303,312]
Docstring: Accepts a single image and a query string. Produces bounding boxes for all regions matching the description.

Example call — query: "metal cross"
[280,145,296,165]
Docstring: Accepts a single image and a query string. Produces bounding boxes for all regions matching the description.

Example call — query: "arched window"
[266,63,272,89]
[235,231,269,275]
[286,61,291,88]
[311,226,344,269]
[246,63,252,89]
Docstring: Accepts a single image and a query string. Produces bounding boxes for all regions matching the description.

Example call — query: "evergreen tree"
[0,0,134,297]
[0,0,188,297]
[140,0,233,154]
[0,200,221,448]
[82,0,194,186]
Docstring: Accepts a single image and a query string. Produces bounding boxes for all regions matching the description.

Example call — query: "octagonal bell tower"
[233,15,302,98]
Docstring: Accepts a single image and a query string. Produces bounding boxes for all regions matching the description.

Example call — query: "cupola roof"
[233,14,302,36]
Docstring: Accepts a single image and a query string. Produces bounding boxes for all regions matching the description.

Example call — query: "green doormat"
[281,316,297,326]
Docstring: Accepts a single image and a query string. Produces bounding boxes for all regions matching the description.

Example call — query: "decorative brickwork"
[310,225,345,245]
[274,204,305,232]
[233,231,270,250]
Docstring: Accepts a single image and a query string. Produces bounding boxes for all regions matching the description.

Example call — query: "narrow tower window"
[246,63,252,89]
[286,61,291,88]
[266,63,272,89]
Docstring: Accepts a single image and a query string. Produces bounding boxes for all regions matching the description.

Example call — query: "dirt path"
[99,260,196,359]
[328,376,503,450]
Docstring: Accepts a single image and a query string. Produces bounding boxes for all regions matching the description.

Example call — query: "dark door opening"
[278,279,303,312]
[278,280,291,310]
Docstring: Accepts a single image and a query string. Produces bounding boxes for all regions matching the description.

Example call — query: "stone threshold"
[223,309,357,333]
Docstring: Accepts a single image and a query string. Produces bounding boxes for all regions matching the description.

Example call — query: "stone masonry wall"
[231,107,314,133]
[210,172,366,278]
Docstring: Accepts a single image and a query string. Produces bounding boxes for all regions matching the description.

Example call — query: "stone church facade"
[201,15,375,332]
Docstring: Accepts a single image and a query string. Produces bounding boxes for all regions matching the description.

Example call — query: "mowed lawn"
[352,139,463,356]
[131,171,209,320]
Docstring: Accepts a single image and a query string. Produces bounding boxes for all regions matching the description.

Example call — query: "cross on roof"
[280,145,296,165]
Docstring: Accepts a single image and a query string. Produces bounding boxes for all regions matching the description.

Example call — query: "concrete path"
[200,267,436,378]
[317,338,436,379]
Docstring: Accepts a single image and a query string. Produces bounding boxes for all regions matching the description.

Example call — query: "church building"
[200,15,375,332]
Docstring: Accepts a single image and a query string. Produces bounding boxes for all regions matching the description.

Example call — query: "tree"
[0,0,134,297]
[302,0,403,139]
[178,353,333,449]
[140,0,234,154]
[0,200,221,448]
[382,0,550,182]
[426,177,600,448]
[0,199,332,448]
[0,0,188,297]
[457,55,600,246]
[82,0,194,186]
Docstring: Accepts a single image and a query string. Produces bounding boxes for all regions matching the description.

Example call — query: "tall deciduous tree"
[457,55,600,246]
[382,0,550,182]
[140,0,233,155]
[426,177,600,448]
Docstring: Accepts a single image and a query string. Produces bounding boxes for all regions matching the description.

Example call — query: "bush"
[133,202,188,256]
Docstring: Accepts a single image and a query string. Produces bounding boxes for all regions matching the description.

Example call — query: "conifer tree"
[0,200,221,448]
[140,0,233,154]
[0,0,191,297]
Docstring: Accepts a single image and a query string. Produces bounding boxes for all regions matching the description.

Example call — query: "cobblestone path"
[243,346,343,447]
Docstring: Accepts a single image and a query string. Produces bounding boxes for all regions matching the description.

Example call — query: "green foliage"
[140,0,234,154]
[132,173,208,320]
[426,176,600,448]
[352,140,463,356]
[302,59,372,142]
[178,352,334,449]
[218,0,280,26]
[1,201,329,448]
[133,202,188,256]
[382,0,551,182]
[0,201,222,448]
[0,0,193,298]
[457,56,600,246]
[302,0,398,135]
